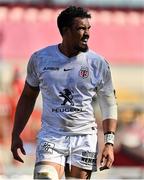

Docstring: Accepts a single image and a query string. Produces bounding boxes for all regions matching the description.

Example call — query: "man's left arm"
[96,60,118,170]
[100,118,117,170]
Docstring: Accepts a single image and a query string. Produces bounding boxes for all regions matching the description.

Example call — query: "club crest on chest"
[79,66,89,78]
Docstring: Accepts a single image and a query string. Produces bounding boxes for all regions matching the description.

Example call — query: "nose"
[84,28,89,37]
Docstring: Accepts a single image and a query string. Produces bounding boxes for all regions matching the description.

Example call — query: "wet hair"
[57,6,91,36]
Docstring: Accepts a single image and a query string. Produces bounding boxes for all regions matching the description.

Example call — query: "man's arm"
[100,118,117,170]
[97,91,117,170]
[96,60,118,170]
[11,82,39,163]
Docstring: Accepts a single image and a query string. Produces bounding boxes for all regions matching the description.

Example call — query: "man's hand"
[99,144,114,171]
[11,136,26,163]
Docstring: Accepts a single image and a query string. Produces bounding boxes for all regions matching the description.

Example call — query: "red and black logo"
[79,66,89,78]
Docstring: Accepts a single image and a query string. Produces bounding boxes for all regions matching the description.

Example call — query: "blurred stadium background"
[0,0,143,179]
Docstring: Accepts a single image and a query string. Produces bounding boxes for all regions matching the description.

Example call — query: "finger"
[13,152,24,163]
[20,146,26,155]
[100,154,107,166]
[13,154,24,163]
[12,148,24,163]
[100,161,111,171]
[105,158,113,169]
[99,166,109,171]
[100,155,104,164]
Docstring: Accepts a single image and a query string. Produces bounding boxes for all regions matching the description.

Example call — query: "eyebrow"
[78,25,91,29]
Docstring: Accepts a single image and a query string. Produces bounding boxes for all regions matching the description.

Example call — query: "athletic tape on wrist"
[104,132,115,145]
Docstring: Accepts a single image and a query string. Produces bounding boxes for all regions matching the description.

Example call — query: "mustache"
[81,35,89,40]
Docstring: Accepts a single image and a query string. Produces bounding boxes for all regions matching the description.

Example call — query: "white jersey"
[26,44,116,136]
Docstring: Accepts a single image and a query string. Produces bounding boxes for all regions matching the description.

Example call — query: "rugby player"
[11,6,117,179]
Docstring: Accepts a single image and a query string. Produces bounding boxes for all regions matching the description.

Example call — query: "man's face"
[66,17,91,52]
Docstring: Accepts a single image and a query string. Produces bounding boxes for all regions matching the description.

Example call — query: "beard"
[74,44,89,52]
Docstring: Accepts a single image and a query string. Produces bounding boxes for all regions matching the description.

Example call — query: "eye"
[77,26,91,31]
[77,27,85,31]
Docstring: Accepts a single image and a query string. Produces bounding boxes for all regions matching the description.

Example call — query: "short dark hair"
[57,6,91,36]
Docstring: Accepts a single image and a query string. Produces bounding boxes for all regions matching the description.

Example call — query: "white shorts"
[35,129,98,171]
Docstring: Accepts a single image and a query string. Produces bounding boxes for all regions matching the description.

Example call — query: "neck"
[58,43,80,58]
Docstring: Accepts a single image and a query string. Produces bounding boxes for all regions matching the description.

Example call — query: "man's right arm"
[11,81,39,163]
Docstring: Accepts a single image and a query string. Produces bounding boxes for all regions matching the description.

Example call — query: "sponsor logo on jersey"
[64,68,73,71]
[43,67,59,71]
[52,107,84,113]
[79,66,89,78]
[51,88,85,113]
[59,89,74,106]
[40,141,55,154]
[80,151,97,166]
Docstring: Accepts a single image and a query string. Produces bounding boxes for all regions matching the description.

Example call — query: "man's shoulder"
[85,50,110,70]
[29,44,58,66]
[33,44,57,57]
[86,49,106,63]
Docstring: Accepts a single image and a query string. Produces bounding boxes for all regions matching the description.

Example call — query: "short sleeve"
[26,53,39,87]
